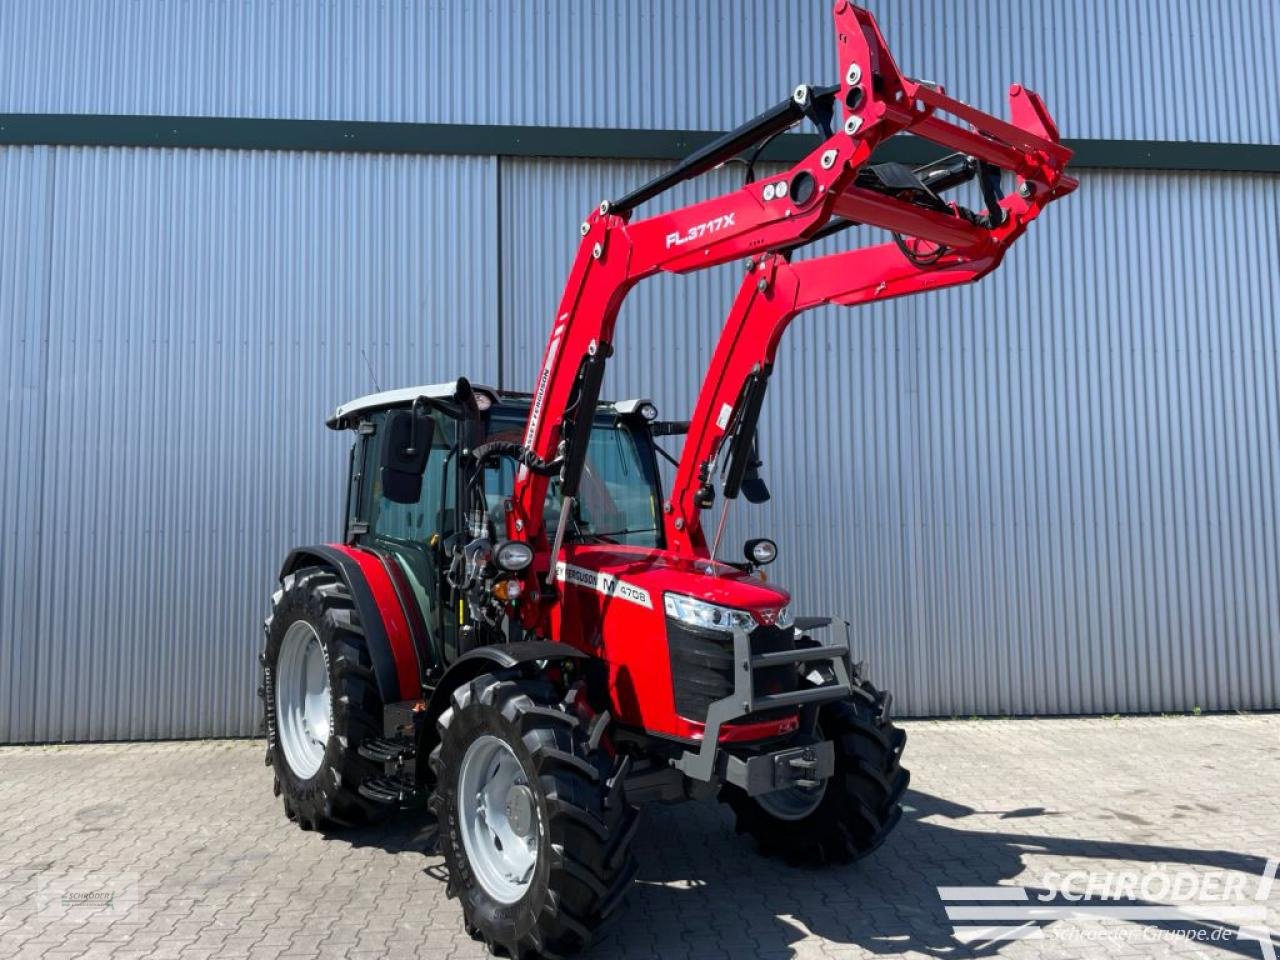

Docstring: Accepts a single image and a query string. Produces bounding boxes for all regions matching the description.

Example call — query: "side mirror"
[738,434,771,504]
[455,377,482,419]
[381,409,435,504]
[650,420,691,437]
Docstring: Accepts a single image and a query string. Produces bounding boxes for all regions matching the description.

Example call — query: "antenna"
[360,348,382,392]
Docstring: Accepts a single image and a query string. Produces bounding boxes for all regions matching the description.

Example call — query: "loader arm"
[664,158,1075,555]
[509,0,1075,614]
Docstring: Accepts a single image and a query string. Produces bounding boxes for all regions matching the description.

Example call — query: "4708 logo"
[665,212,736,248]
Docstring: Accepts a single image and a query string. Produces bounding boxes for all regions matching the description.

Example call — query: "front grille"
[749,624,798,702]
[666,619,798,723]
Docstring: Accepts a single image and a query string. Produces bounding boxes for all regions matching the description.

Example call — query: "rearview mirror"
[381,410,434,504]
[739,435,771,504]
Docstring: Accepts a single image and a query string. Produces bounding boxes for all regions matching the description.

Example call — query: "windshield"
[485,412,661,548]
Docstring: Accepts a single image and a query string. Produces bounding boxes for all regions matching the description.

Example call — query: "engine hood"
[557,543,790,619]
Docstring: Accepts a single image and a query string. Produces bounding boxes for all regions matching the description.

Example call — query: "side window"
[346,423,380,540]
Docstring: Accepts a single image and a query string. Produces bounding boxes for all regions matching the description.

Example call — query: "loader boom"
[509,1,1075,598]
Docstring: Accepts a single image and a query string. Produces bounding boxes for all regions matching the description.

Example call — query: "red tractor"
[261,4,1075,957]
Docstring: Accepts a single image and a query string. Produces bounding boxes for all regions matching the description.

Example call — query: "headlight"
[776,605,794,629]
[663,593,756,632]
[494,540,534,572]
[745,537,777,565]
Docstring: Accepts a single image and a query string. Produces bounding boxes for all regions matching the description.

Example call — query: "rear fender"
[279,545,421,703]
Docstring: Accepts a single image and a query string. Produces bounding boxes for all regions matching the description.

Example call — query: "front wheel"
[722,680,909,864]
[429,671,639,959]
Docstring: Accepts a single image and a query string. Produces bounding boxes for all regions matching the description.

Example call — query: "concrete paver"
[0,715,1276,959]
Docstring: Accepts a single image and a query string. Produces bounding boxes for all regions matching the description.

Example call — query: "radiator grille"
[665,619,798,722]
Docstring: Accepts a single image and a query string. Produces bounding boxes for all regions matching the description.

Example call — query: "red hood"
[560,543,790,619]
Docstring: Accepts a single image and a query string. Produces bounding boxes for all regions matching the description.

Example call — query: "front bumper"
[672,619,858,786]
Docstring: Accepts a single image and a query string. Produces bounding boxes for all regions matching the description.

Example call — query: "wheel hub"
[505,784,536,837]
[458,735,541,904]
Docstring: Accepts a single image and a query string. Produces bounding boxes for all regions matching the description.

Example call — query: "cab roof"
[326,381,501,430]
[326,381,655,431]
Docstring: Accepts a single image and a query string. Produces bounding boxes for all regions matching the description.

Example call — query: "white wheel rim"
[276,620,331,780]
[756,777,828,821]
[457,735,540,904]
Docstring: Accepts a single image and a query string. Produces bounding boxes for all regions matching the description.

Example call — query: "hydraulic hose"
[469,439,564,477]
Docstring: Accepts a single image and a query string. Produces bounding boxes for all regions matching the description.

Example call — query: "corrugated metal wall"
[0,145,55,744]
[2,0,1278,142]
[1,1,1277,740]
[0,147,497,741]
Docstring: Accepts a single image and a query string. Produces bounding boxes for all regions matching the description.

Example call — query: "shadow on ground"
[334,789,1276,959]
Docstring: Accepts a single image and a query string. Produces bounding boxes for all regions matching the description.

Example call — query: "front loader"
[259,4,1075,957]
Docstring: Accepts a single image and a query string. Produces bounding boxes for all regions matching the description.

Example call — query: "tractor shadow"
[328,789,1276,959]
[587,789,1277,960]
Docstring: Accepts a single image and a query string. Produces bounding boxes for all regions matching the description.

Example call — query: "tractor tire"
[260,564,389,830]
[722,680,908,864]
[429,671,639,960]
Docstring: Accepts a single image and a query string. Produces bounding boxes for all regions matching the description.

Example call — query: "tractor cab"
[327,379,669,673]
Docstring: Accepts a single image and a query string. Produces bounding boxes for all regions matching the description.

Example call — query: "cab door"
[354,410,461,675]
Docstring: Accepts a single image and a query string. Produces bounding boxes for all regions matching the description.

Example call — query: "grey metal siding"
[500,158,1280,717]
[0,0,1277,741]
[0,147,497,742]
[1,1,1277,143]
[0,146,55,744]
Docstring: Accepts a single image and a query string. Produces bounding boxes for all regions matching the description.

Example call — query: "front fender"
[415,641,595,788]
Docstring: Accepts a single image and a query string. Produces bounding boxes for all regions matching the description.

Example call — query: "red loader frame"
[509,1,1076,614]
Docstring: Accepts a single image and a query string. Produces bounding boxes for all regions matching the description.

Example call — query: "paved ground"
[0,715,1276,960]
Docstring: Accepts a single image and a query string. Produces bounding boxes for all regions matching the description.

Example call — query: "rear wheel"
[261,565,389,830]
[429,671,639,959]
[722,680,908,864]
